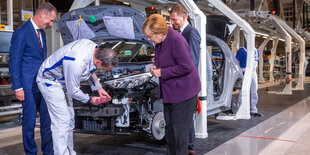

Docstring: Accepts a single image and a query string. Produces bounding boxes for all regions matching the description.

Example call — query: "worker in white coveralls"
[36,39,118,154]
[236,46,263,117]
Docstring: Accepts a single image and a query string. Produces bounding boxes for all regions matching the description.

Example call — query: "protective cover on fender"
[59,5,153,47]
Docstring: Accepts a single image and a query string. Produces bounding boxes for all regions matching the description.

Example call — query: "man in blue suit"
[9,2,57,155]
[170,4,201,155]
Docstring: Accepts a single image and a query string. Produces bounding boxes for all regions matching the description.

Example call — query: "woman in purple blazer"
[143,14,201,155]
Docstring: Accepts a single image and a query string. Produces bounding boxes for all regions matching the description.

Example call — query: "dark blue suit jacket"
[9,20,47,93]
[181,24,201,70]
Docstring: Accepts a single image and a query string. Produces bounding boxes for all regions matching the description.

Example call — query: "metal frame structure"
[207,0,255,120]
[6,0,13,31]
[278,19,305,90]
[179,0,208,138]
[269,37,279,83]
[258,34,272,83]
[267,16,293,95]
[232,27,241,56]
[246,9,305,94]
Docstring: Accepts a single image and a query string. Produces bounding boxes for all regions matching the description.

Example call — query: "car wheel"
[151,112,165,141]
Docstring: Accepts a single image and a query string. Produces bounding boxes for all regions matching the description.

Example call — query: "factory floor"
[0,77,309,155]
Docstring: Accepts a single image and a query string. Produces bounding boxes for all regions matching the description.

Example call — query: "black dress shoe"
[250,112,263,117]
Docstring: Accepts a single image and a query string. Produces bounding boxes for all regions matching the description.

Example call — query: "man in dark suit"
[170,4,201,155]
[9,3,57,154]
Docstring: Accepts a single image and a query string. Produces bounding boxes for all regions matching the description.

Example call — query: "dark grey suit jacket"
[181,24,201,70]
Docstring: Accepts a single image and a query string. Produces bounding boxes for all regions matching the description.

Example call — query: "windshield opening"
[100,42,154,63]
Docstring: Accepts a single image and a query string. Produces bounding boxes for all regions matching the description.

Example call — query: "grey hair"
[95,48,118,67]
[35,2,57,15]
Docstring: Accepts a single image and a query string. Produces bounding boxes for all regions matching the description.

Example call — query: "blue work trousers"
[22,92,53,155]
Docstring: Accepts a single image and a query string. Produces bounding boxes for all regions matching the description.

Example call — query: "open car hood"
[59,5,153,47]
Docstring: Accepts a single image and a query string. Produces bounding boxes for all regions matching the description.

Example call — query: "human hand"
[15,89,25,101]
[97,88,110,98]
[90,96,111,106]
[152,69,161,78]
[150,65,161,77]
[90,96,101,106]
[150,65,156,72]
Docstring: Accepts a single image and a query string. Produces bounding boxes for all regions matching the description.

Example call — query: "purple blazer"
[154,28,201,103]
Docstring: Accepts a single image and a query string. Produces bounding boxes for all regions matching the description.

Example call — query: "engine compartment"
[74,63,165,140]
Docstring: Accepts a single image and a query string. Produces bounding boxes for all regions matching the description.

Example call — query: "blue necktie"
[178,30,181,33]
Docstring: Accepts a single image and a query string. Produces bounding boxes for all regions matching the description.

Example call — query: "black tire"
[154,137,167,146]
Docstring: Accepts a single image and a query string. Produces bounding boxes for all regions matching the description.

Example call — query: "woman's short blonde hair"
[143,14,168,35]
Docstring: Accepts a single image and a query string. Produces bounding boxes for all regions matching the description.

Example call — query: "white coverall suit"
[236,47,259,113]
[36,39,102,155]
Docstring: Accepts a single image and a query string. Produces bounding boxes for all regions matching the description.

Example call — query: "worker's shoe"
[189,150,195,155]
[250,112,263,117]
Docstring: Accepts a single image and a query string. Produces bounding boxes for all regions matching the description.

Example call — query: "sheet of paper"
[66,19,96,41]
[103,16,135,39]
